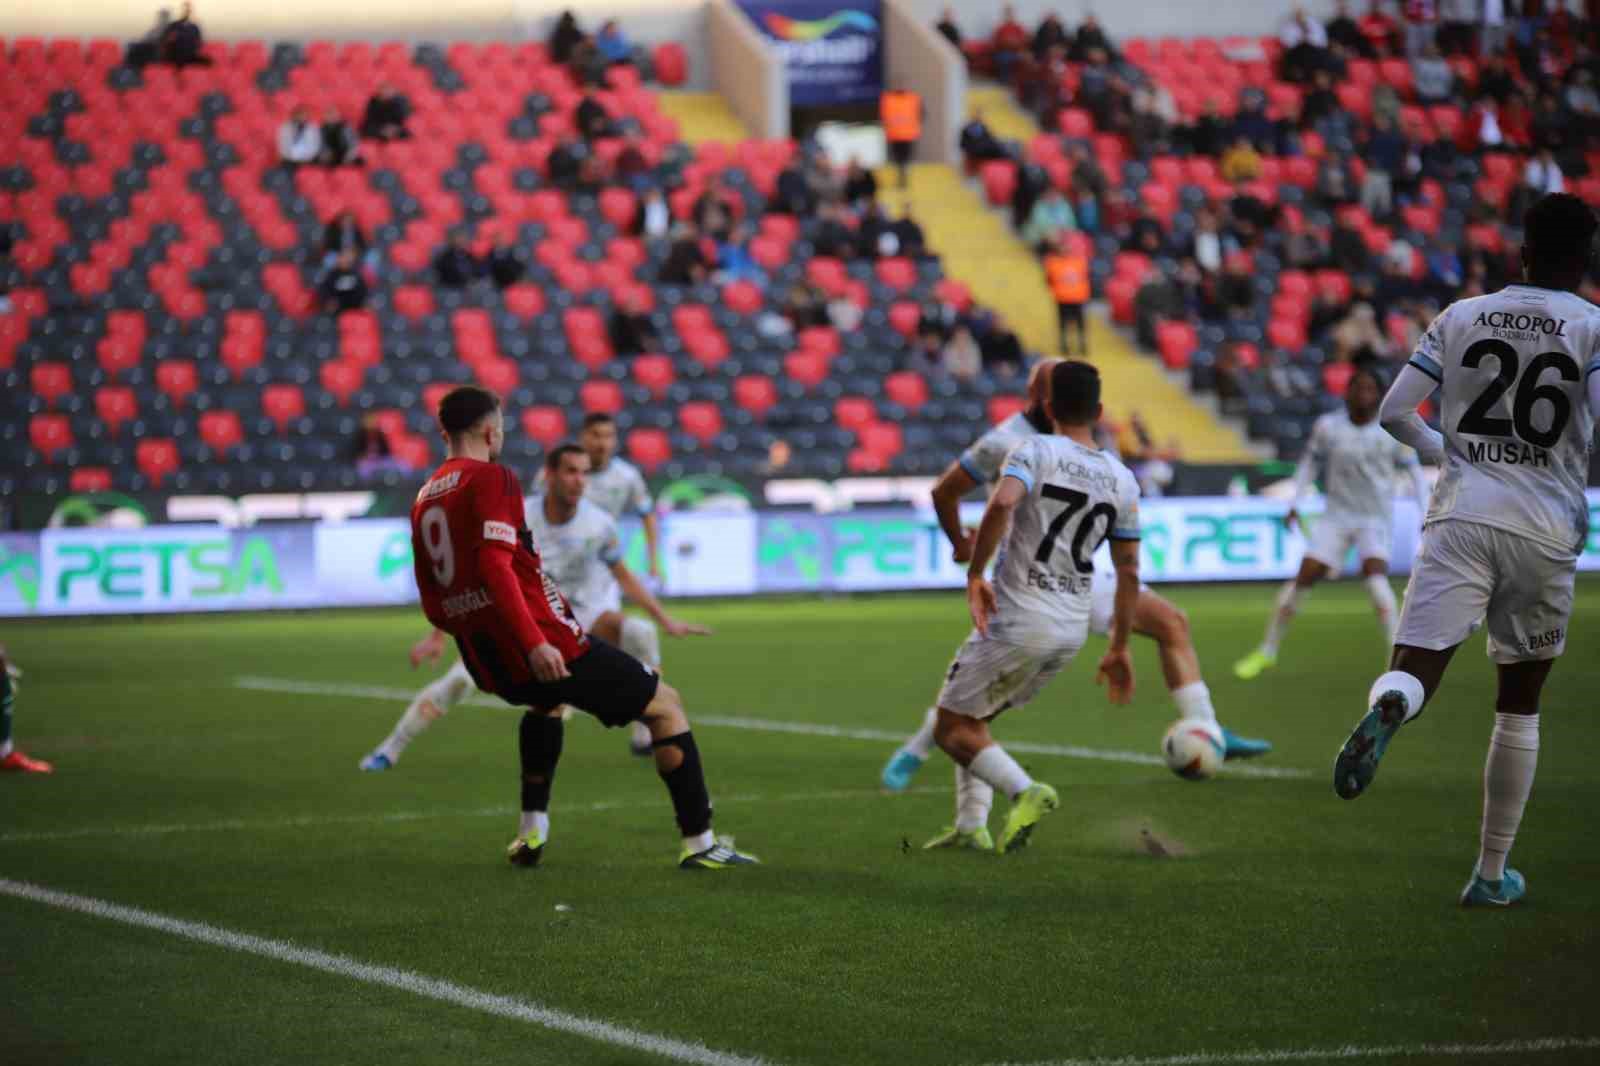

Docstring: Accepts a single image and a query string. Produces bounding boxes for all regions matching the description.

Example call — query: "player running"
[408,385,756,869]
[1233,360,1432,678]
[923,360,1140,853]
[362,443,709,772]
[881,362,1270,792]
[0,645,52,774]
[1333,193,1598,907]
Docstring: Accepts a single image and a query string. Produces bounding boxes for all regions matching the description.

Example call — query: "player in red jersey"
[411,386,758,870]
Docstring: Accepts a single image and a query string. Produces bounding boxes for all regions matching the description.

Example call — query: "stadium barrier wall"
[709,0,790,139]
[6,493,1600,617]
[883,0,964,165]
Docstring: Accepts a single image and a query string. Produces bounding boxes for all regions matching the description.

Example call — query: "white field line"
[231,675,1311,780]
[0,785,945,845]
[0,878,768,1066]
[983,1035,1600,1066]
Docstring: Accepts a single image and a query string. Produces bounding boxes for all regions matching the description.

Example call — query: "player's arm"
[1285,421,1322,531]
[410,628,448,668]
[631,474,661,580]
[966,475,1025,637]
[1586,351,1600,414]
[1399,448,1432,512]
[1095,537,1140,706]
[1378,363,1444,463]
[476,471,569,682]
[931,459,982,563]
[609,560,711,637]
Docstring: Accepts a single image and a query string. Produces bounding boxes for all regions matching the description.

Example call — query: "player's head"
[580,412,618,467]
[1521,192,1597,289]
[1345,359,1385,421]
[1024,360,1051,425]
[543,443,590,507]
[1047,360,1102,428]
[437,386,503,461]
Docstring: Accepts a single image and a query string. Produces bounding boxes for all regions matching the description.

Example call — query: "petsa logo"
[483,520,517,544]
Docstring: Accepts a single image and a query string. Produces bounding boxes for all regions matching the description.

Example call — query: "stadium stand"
[2,29,1029,495]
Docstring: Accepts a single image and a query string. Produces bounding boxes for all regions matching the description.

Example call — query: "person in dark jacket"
[575,94,612,140]
[433,232,481,289]
[318,107,361,167]
[321,210,367,267]
[160,2,209,67]
[658,226,710,285]
[548,10,585,65]
[360,84,410,141]
[486,232,525,288]
[607,290,659,355]
[320,250,368,312]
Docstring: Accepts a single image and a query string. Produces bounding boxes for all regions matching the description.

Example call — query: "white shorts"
[1396,519,1576,664]
[572,590,623,632]
[1304,516,1391,570]
[1087,554,1149,637]
[935,631,1083,719]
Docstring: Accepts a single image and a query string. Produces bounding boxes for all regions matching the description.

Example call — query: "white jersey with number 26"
[989,434,1142,652]
[1410,284,1598,556]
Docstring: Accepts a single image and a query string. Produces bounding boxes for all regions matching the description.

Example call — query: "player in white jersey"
[1233,361,1432,679]
[881,362,1270,792]
[920,361,1142,853]
[359,444,708,773]
[1333,193,1600,907]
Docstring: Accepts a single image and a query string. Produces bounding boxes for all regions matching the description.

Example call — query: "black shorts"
[1056,301,1085,327]
[495,638,660,728]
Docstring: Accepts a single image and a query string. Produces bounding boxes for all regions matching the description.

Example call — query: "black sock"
[518,712,564,814]
[655,731,712,839]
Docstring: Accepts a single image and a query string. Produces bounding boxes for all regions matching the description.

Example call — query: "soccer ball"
[1160,718,1225,781]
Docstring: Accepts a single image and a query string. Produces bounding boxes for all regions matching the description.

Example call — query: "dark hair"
[1048,360,1101,426]
[581,412,616,430]
[437,385,500,436]
[544,442,587,471]
[1523,193,1598,276]
[1349,356,1387,393]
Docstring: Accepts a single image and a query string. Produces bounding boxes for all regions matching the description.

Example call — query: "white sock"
[1171,681,1217,724]
[1368,669,1427,723]
[900,707,938,760]
[683,829,715,853]
[1365,574,1398,647]
[379,660,473,762]
[954,764,995,832]
[0,739,12,758]
[968,745,1033,800]
[621,616,661,669]
[1261,581,1304,656]
[1478,712,1539,882]
[518,810,550,840]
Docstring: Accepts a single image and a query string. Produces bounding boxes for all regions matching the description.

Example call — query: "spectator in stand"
[632,186,673,239]
[548,9,585,66]
[1185,97,1233,157]
[360,84,410,141]
[1188,206,1229,275]
[991,4,1029,82]
[692,188,734,243]
[1043,234,1091,356]
[857,202,895,258]
[935,7,961,48]
[714,223,766,286]
[1218,253,1257,318]
[1436,0,1478,55]
[1360,0,1401,55]
[1403,0,1438,56]
[913,329,946,373]
[1067,140,1107,204]
[546,139,583,188]
[1033,13,1070,60]
[1280,5,1332,82]
[1303,69,1343,128]
[1220,136,1263,183]
[980,313,1024,378]
[1412,41,1456,102]
[1328,0,1370,55]
[812,201,856,259]
[320,250,368,313]
[1524,146,1565,195]
[1498,89,1533,149]
[1480,0,1509,58]
[658,224,710,285]
[1130,82,1178,157]
[278,106,321,168]
[608,289,659,355]
[880,84,923,189]
[1021,187,1076,251]
[1070,14,1115,61]
[1213,342,1249,413]
[843,159,878,207]
[1360,112,1405,218]
[433,231,481,289]
[1232,91,1280,152]
[1476,52,1516,102]
[318,106,361,167]
[1330,302,1388,361]
[826,288,864,333]
[486,230,525,288]
[575,93,613,140]
[959,108,1008,163]
[594,20,633,66]
[1424,236,1464,300]
[772,159,817,216]
[574,152,606,197]
[160,2,208,68]
[321,209,372,271]
[781,281,829,331]
[1531,92,1566,154]
[1125,207,1167,256]
[1565,68,1600,128]
[614,135,651,188]
[353,414,411,478]
[1284,223,1331,271]
[1330,218,1374,273]
[891,204,928,259]
[1317,154,1360,204]
[942,325,982,382]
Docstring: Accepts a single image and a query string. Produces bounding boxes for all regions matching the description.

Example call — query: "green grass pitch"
[3,581,1598,1066]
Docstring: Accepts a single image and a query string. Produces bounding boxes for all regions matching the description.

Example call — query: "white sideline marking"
[0,785,944,844]
[231,675,1310,780]
[0,878,768,1066]
[984,1035,1600,1066]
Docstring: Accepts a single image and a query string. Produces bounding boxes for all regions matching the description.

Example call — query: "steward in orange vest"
[880,87,923,188]
[1043,241,1090,356]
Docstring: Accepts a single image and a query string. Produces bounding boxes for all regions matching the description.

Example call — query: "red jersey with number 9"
[411,457,588,693]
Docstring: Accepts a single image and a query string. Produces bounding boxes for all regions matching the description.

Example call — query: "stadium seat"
[95,386,138,435]
[884,371,929,410]
[1156,320,1198,369]
[980,160,1017,207]
[633,354,675,398]
[627,427,671,473]
[30,362,73,408]
[654,42,688,86]
[97,337,142,378]
[70,467,114,492]
[679,401,724,444]
[504,284,547,318]
[834,396,876,433]
[988,395,1026,425]
[797,326,840,359]
[200,411,245,454]
[320,361,365,406]
[733,375,778,418]
[135,439,181,486]
[874,258,916,292]
[262,384,307,433]
[393,286,436,321]
[155,360,199,407]
[888,301,922,337]
[784,351,829,389]
[29,414,74,461]
[521,406,567,449]
[580,379,624,415]
[722,280,764,315]
[422,383,456,419]
[475,359,520,394]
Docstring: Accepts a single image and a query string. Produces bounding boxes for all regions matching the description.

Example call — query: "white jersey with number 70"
[1409,284,1599,556]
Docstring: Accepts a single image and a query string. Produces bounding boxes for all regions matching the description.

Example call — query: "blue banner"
[737,0,883,107]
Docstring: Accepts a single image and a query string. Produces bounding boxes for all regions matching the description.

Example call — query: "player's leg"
[586,610,656,757]
[881,707,938,792]
[1235,547,1332,679]
[0,657,52,774]
[508,706,565,867]
[1358,522,1400,649]
[360,658,474,771]
[637,680,758,868]
[1070,304,1089,358]
[1128,588,1272,760]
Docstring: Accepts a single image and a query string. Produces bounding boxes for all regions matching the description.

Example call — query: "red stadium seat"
[580,379,624,415]
[874,257,916,291]
[475,359,519,394]
[521,406,568,449]
[570,331,614,371]
[750,235,790,270]
[1105,276,1139,325]
[627,427,671,473]
[199,410,244,453]
[422,383,456,419]
[783,351,829,389]
[1266,318,1307,352]
[683,330,730,368]
[95,386,138,434]
[30,362,72,407]
[155,360,198,407]
[797,326,840,359]
[633,354,676,398]
[29,414,74,461]
[834,396,876,433]
[980,160,1017,207]
[70,467,114,492]
[135,439,180,486]
[884,371,929,410]
[806,257,847,294]
[679,401,724,444]
[393,285,435,321]
[733,375,778,417]
[1058,108,1093,137]
[722,279,764,315]
[653,42,688,86]
[857,422,904,465]
[262,384,306,432]
[599,187,636,230]
[988,395,1026,425]
[889,301,921,337]
[221,333,263,378]
[1156,319,1198,370]
[503,284,547,318]
[1323,361,1355,397]
[97,337,142,378]
[320,360,364,406]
